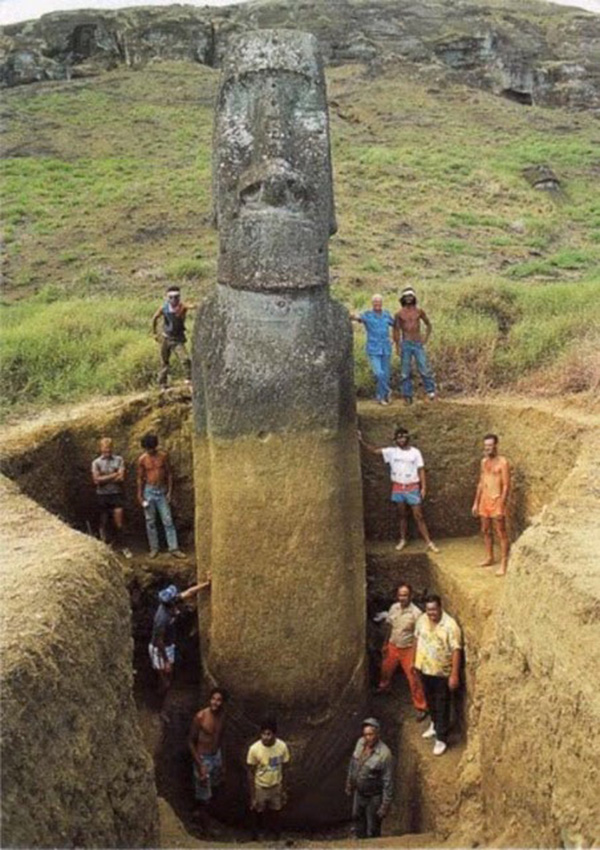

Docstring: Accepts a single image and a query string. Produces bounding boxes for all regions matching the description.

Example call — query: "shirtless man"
[393,287,436,404]
[136,432,185,558]
[471,433,511,576]
[188,688,228,830]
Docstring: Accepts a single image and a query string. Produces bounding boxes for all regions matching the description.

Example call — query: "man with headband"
[152,285,194,389]
[393,287,436,404]
[351,294,395,405]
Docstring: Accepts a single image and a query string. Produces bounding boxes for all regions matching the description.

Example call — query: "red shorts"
[479,497,505,519]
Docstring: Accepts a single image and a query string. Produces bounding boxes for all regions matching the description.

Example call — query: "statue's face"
[213,32,336,291]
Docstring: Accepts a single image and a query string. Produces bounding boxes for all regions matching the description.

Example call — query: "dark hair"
[209,687,228,702]
[483,433,499,444]
[394,426,409,440]
[260,717,278,734]
[141,432,159,450]
[424,593,442,607]
[397,582,412,594]
[167,285,181,293]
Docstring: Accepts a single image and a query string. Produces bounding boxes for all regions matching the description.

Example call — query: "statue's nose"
[262,173,290,207]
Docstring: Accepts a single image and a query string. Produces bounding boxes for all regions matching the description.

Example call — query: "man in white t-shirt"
[359,427,439,553]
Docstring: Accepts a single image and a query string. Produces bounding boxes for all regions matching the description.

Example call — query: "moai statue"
[192,30,366,822]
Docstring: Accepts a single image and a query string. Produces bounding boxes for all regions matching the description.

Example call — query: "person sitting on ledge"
[472,433,511,576]
[358,426,439,553]
[373,582,429,721]
[413,594,462,757]
[137,432,186,559]
[149,579,210,697]
[350,294,395,406]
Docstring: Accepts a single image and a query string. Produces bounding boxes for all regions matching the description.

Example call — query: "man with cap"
[351,294,395,405]
[152,285,195,388]
[345,717,393,839]
[149,577,211,696]
[393,287,436,404]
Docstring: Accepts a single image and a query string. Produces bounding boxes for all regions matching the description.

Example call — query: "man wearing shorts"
[247,718,290,840]
[91,437,131,558]
[359,427,439,553]
[188,688,227,831]
[149,579,211,696]
[472,433,511,576]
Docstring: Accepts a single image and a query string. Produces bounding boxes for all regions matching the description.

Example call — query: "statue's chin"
[218,211,329,291]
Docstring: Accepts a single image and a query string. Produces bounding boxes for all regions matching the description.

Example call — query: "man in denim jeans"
[351,294,395,405]
[393,287,436,404]
[346,717,393,839]
[136,432,186,559]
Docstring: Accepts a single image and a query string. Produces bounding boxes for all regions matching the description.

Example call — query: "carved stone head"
[213,30,336,292]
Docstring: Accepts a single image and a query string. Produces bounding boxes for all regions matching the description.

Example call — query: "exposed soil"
[1,392,599,848]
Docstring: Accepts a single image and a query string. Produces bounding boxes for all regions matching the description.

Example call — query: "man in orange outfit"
[471,433,511,576]
[374,583,428,721]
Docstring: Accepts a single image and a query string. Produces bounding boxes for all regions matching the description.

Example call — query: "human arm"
[178,576,211,602]
[420,309,432,344]
[472,462,484,516]
[357,431,385,455]
[392,313,402,351]
[151,306,163,339]
[499,458,511,516]
[246,751,258,809]
[377,750,394,818]
[418,465,427,500]
[188,712,207,774]
[136,458,145,506]
[449,648,461,691]
[91,458,122,486]
[349,311,363,323]
[164,453,173,502]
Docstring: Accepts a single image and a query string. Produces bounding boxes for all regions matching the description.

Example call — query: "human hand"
[377,805,389,819]
[345,784,352,797]
[471,504,479,518]
[449,673,459,691]
[421,489,426,500]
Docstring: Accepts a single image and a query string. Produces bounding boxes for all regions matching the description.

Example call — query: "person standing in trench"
[188,688,228,833]
[136,432,186,559]
[358,426,439,553]
[472,433,511,576]
[346,717,394,839]
[91,436,132,559]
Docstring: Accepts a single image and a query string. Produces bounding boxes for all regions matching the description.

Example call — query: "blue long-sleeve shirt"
[359,310,394,356]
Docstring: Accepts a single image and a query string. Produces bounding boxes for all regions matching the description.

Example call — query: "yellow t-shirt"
[247,738,290,788]
[414,611,462,677]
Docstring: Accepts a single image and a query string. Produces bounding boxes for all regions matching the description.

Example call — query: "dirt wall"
[455,415,600,848]
[0,391,194,547]
[358,399,583,542]
[0,475,158,848]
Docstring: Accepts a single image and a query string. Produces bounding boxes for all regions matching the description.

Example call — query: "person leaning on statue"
[350,294,395,405]
[345,717,393,839]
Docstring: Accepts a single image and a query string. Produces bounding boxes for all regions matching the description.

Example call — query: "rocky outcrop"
[0,474,158,848]
[1,0,599,109]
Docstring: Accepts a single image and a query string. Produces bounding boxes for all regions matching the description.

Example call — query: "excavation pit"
[1,391,599,847]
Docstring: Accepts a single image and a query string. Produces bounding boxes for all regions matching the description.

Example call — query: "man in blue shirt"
[351,294,395,405]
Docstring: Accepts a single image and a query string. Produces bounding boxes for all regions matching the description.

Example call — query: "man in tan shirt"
[375,583,428,720]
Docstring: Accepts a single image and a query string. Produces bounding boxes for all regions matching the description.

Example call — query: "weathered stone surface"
[0,474,158,848]
[192,30,366,824]
[1,0,599,110]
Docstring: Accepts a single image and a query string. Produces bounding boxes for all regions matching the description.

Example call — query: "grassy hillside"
[1,59,599,418]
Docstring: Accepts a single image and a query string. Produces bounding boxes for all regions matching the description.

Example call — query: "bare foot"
[478,559,494,567]
[495,566,507,577]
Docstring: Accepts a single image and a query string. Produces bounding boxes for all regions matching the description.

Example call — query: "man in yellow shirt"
[246,718,290,840]
[414,594,462,757]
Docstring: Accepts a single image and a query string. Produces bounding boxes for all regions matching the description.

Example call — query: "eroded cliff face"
[1,0,599,110]
[0,474,158,848]
[455,412,600,848]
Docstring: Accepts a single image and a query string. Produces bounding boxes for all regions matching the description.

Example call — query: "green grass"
[1,60,599,418]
